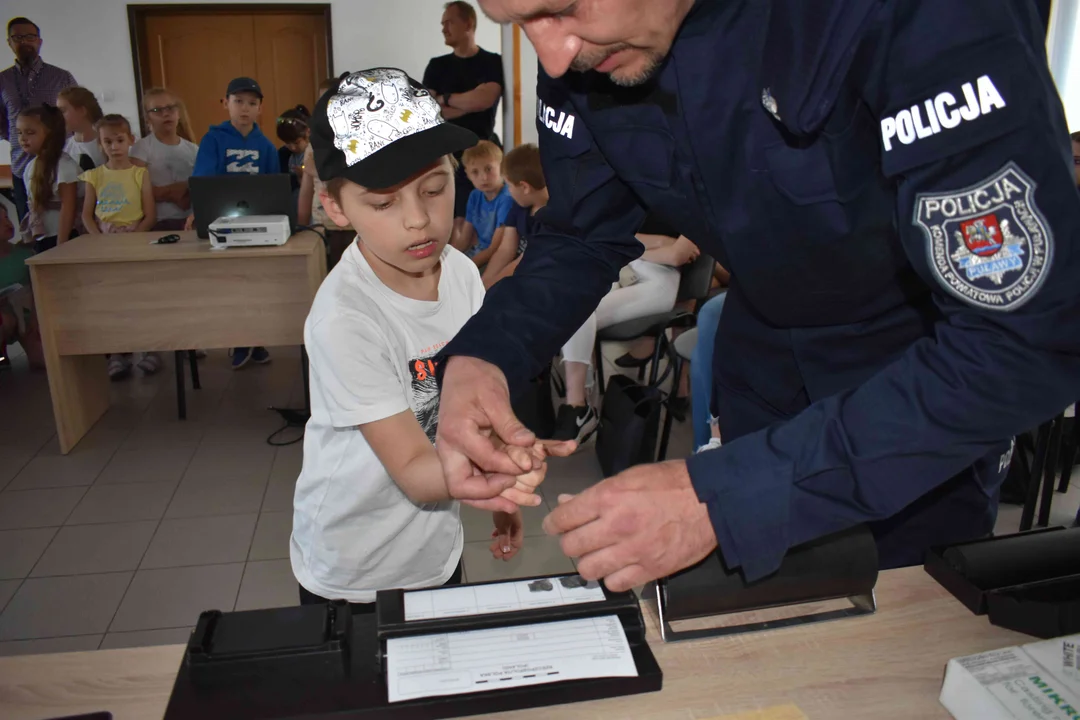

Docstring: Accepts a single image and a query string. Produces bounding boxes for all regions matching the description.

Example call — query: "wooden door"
[138,8,330,144]
[144,14,258,141]
[253,14,330,119]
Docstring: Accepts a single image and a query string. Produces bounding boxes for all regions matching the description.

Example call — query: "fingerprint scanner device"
[924,526,1080,638]
[655,524,879,642]
[207,215,291,249]
[164,573,661,719]
[188,174,295,240]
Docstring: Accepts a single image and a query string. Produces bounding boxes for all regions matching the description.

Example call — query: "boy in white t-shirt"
[292,68,574,612]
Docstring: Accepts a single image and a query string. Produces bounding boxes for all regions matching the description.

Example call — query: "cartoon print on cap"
[327,68,442,166]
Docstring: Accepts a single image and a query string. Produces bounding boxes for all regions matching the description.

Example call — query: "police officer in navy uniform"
[434,0,1080,591]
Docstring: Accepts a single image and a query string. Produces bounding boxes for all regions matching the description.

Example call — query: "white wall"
[0,0,503,163]
[1048,0,1080,131]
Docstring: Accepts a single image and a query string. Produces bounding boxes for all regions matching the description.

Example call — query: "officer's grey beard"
[571,45,664,87]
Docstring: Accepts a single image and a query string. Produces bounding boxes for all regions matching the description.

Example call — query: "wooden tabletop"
[24,230,325,265]
[0,567,1027,720]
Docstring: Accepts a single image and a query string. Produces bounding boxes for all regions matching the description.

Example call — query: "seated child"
[291,68,572,612]
[79,114,160,380]
[0,204,43,370]
[451,140,514,267]
[481,143,547,289]
[188,76,280,370]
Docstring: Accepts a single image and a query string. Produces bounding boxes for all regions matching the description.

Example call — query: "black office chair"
[174,350,201,420]
[1017,405,1077,531]
[592,253,716,393]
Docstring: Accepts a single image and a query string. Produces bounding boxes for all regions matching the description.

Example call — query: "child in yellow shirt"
[79,114,159,379]
[80,115,155,234]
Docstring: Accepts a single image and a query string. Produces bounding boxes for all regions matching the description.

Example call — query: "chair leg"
[1057,406,1079,492]
[1020,420,1053,531]
[647,334,667,387]
[656,355,682,462]
[188,350,201,390]
[301,345,312,415]
[1037,414,1065,527]
[175,350,187,421]
[594,342,606,395]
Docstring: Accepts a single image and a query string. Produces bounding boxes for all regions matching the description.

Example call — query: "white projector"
[208,215,291,249]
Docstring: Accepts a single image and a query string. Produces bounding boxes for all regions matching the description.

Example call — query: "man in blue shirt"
[433,0,1080,591]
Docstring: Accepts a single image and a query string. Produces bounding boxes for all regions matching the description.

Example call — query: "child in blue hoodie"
[188,76,280,369]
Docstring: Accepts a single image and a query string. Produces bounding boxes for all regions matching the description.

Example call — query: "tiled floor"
[0,343,1076,658]
[0,343,675,657]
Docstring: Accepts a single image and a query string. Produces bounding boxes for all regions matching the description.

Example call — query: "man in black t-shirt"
[423,1,504,223]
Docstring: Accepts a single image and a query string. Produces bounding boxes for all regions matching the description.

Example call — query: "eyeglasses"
[8,34,40,42]
[148,104,179,115]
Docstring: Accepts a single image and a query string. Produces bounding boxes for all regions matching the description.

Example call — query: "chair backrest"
[676,253,715,306]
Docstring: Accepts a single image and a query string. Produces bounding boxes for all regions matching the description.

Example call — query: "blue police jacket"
[441,0,1080,581]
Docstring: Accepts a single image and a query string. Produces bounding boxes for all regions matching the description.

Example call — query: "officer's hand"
[436,355,541,514]
[543,460,717,592]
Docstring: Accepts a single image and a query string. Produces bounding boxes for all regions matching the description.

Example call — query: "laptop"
[188,175,296,240]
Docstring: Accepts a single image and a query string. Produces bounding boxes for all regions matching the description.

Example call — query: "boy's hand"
[184,214,195,231]
[491,510,524,561]
[495,439,576,505]
[462,438,575,512]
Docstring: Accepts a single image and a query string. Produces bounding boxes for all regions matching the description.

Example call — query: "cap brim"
[334,123,478,190]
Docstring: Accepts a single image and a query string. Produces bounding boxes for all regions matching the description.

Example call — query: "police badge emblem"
[913,162,1052,312]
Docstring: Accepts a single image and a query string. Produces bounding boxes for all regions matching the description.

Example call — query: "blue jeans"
[690,292,727,448]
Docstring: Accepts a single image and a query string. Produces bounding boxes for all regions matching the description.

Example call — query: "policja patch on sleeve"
[913,162,1053,312]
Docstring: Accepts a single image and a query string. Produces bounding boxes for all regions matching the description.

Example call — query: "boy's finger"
[499,487,543,507]
[536,439,577,458]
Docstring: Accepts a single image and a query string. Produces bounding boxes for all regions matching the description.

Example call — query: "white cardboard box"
[941,634,1080,719]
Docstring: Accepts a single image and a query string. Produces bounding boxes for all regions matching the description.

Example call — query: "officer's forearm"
[687,311,1080,581]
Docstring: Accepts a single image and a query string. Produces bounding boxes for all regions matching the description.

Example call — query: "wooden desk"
[25,231,326,453]
[0,568,1027,720]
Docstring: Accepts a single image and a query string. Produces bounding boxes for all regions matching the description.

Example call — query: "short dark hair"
[502,143,545,189]
[7,17,39,36]
[444,1,477,29]
[1071,131,1080,144]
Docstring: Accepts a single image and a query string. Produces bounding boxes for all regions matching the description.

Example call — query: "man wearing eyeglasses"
[1,17,77,221]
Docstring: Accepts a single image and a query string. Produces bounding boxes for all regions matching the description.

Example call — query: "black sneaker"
[552,404,599,444]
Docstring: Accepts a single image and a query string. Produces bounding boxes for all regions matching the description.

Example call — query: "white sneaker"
[695,437,723,454]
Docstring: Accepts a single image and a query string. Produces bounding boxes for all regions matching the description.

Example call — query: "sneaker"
[696,437,723,454]
[108,354,133,381]
[251,347,271,364]
[194,349,208,359]
[552,403,599,444]
[137,352,162,375]
[231,347,253,370]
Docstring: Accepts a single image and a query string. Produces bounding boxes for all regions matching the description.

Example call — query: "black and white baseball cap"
[312,68,478,190]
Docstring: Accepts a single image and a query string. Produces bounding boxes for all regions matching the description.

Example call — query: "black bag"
[512,364,556,439]
[596,375,662,477]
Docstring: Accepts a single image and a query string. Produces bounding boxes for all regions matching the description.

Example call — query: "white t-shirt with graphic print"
[291,240,485,603]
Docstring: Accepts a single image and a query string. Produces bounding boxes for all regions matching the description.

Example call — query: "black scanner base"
[164,605,661,720]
